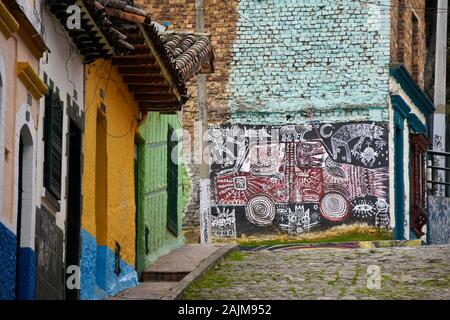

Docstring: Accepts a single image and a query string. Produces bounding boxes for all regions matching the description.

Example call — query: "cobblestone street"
[184,245,450,300]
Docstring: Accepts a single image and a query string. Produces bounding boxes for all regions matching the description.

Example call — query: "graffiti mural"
[209,122,390,238]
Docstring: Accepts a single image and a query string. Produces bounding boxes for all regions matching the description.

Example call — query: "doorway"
[134,141,139,271]
[166,125,178,235]
[65,120,82,300]
[394,124,405,240]
[95,111,108,289]
[15,125,35,299]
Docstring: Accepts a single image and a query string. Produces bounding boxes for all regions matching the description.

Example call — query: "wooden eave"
[47,0,114,63]
[112,22,186,114]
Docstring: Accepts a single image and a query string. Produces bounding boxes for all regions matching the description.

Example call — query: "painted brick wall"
[227,0,391,125]
[390,0,426,89]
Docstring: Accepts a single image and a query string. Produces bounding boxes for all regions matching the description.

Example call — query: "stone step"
[141,271,189,282]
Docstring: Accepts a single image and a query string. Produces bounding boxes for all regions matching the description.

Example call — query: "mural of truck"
[209,123,390,237]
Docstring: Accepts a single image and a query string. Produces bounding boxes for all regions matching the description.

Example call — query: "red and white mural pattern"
[208,122,390,237]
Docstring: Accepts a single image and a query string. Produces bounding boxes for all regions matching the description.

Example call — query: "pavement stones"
[183,245,450,300]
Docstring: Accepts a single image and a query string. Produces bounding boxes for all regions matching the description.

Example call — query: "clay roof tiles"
[47,0,214,112]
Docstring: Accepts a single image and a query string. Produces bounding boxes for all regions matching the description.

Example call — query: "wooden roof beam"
[118,65,161,75]
[128,84,170,93]
[112,55,155,66]
[123,75,167,84]
[138,24,181,102]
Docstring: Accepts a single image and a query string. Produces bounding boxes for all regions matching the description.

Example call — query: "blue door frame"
[394,119,405,240]
[392,95,411,241]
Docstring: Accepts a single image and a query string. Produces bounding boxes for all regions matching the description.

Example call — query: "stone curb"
[240,239,424,251]
[160,244,240,300]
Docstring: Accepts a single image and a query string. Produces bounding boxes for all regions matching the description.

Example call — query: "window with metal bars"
[167,125,178,236]
[44,88,63,200]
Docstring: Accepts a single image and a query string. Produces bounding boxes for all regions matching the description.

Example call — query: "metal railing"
[427,150,450,197]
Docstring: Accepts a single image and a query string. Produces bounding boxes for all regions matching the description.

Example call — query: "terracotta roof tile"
[161,32,214,81]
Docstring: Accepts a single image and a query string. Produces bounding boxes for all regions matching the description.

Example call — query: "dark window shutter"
[167,125,178,235]
[44,89,63,200]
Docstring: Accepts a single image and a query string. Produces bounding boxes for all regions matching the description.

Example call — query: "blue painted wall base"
[80,230,138,300]
[0,223,17,300]
[0,222,36,300]
[17,248,36,300]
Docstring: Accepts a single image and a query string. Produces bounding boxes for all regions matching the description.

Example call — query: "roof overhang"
[3,0,48,59]
[46,0,214,114]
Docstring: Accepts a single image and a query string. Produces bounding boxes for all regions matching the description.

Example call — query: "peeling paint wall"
[227,0,391,124]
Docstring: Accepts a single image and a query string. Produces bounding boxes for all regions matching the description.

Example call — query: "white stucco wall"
[36,9,84,237]
[403,120,410,240]
[0,49,6,230]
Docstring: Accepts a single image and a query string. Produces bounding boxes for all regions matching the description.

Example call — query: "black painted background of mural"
[35,206,65,300]
[209,122,389,178]
[209,122,390,237]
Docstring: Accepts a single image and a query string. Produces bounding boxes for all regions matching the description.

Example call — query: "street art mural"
[208,122,390,238]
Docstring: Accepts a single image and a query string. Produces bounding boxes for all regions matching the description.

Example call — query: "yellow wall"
[82,59,140,266]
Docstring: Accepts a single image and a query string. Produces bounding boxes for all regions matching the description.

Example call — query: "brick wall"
[390,0,426,88]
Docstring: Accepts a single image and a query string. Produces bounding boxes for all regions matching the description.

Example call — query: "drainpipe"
[196,0,211,243]
[432,0,448,197]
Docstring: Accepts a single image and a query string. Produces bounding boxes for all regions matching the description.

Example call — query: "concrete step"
[141,244,224,282]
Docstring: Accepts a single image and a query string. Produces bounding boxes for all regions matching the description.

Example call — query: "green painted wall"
[136,112,189,277]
